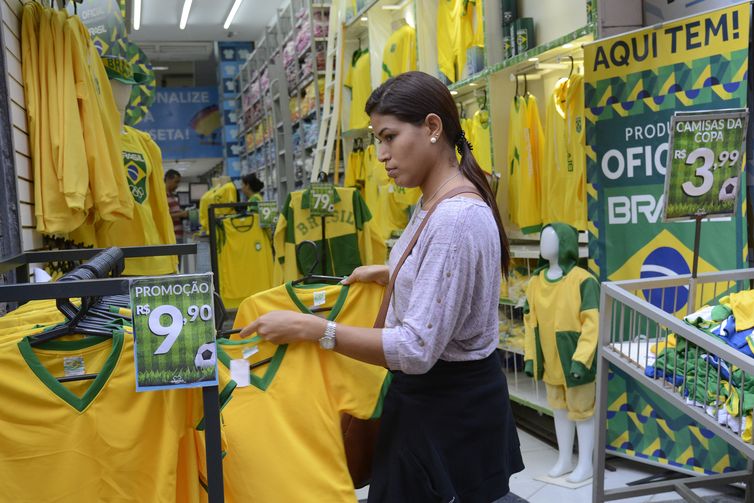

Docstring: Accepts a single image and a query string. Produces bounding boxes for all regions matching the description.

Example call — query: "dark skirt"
[367,352,525,503]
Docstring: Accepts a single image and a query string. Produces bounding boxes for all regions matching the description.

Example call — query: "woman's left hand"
[238,310,327,345]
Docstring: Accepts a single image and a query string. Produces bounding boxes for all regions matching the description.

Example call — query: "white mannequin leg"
[548,408,575,477]
[567,415,595,483]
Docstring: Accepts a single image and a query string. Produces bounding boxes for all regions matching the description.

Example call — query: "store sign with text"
[136,87,223,160]
[130,274,218,391]
[663,109,748,220]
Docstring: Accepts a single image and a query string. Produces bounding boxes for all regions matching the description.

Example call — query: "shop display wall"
[1,0,39,251]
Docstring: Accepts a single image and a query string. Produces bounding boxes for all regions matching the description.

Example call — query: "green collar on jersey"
[17,332,124,413]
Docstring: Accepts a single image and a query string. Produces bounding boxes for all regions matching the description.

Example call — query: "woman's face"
[241,183,252,197]
[370,113,438,188]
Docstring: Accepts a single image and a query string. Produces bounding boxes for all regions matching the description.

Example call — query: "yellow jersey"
[96,126,177,276]
[217,281,390,503]
[199,182,239,233]
[381,24,416,81]
[344,50,371,130]
[543,74,587,230]
[215,213,274,309]
[507,94,544,234]
[344,149,365,188]
[471,109,492,175]
[0,332,232,502]
[273,186,386,283]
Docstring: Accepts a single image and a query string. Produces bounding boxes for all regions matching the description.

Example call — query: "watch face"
[320,336,335,350]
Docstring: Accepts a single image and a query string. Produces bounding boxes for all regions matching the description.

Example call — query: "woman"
[241,173,264,202]
[240,71,523,502]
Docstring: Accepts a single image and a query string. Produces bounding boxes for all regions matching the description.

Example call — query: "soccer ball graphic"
[719,176,739,202]
[194,342,217,369]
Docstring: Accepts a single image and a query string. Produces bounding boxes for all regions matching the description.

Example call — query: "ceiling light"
[152,66,169,71]
[450,90,459,95]
[133,0,141,30]
[224,0,244,30]
[528,57,539,62]
[179,0,193,30]
[562,43,575,49]
[469,82,477,87]
[361,16,368,21]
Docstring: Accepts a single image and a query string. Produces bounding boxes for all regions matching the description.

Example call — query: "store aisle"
[512,430,743,503]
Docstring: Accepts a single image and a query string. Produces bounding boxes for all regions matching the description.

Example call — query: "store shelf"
[500,365,553,416]
[345,0,378,28]
[342,127,371,138]
[314,37,328,43]
[510,243,588,259]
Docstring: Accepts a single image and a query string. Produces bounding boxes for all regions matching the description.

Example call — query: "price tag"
[310,183,335,217]
[258,201,278,228]
[663,109,749,221]
[130,273,218,391]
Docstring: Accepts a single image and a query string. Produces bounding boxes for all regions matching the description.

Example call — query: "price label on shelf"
[310,183,335,217]
[258,201,278,228]
[663,109,748,221]
[130,273,218,392]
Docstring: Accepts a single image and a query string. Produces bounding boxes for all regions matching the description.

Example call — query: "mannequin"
[524,224,599,484]
[110,79,132,131]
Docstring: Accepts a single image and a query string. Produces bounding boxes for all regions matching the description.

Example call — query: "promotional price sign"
[310,183,335,217]
[663,109,748,220]
[130,274,218,391]
[258,201,278,228]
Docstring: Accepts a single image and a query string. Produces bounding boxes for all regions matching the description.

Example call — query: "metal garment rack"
[593,269,754,502]
[0,244,226,503]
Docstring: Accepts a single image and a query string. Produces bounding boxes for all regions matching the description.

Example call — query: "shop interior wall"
[2,0,39,252]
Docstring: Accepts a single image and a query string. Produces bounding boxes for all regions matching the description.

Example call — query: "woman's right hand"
[341,265,390,286]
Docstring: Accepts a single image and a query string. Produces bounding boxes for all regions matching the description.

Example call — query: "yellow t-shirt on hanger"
[471,109,492,175]
[437,0,465,83]
[381,24,417,81]
[344,50,371,130]
[507,94,544,234]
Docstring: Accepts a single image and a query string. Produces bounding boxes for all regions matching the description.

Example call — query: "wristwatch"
[319,321,337,350]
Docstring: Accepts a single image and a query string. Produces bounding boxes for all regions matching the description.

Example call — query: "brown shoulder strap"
[373,185,480,328]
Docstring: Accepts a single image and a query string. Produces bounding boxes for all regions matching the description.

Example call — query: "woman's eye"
[384,135,394,142]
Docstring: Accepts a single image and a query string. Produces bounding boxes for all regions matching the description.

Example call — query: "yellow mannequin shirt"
[507,94,544,234]
[471,109,492,174]
[344,50,371,130]
[381,24,416,81]
[0,332,229,502]
[543,74,587,230]
[96,126,177,276]
[218,282,390,503]
[216,213,274,309]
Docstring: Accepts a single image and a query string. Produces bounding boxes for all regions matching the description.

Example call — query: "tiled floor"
[355,428,743,502]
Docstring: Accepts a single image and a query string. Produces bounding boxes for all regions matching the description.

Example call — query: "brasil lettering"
[592,8,740,71]
[296,210,356,236]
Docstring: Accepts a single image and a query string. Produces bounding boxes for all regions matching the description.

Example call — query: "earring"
[430,137,437,144]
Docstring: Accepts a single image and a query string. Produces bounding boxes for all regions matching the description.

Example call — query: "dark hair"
[365,71,510,276]
[164,169,181,181]
[242,173,264,193]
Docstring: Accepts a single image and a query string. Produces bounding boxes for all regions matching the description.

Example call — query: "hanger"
[567,55,574,79]
[292,239,345,289]
[216,330,275,370]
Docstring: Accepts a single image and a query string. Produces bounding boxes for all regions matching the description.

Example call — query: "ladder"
[311,0,344,182]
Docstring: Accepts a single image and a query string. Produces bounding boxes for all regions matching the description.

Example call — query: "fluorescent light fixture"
[469,82,477,87]
[361,16,368,21]
[179,0,193,30]
[224,0,243,30]
[449,90,459,95]
[528,57,539,62]
[133,0,141,30]
[562,43,575,49]
[152,66,169,71]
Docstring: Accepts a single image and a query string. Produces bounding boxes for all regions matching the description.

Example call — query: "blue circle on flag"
[640,247,690,312]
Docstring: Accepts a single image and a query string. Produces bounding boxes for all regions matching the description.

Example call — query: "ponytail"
[456,137,511,277]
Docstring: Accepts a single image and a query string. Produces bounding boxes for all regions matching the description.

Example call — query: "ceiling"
[166,158,224,178]
[128,0,287,45]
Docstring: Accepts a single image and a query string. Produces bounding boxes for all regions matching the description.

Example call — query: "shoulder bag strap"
[373,185,481,328]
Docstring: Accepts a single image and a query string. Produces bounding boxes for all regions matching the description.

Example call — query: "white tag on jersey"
[63,356,85,377]
[313,291,327,307]
[230,359,251,387]
[242,346,259,359]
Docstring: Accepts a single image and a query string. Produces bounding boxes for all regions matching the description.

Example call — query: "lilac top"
[382,196,501,374]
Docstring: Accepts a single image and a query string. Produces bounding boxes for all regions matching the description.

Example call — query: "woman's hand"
[341,265,390,286]
[238,310,327,345]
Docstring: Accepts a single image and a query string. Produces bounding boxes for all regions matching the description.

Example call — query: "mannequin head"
[540,226,560,262]
[110,79,132,128]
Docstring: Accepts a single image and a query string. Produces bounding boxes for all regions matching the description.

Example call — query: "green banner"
[310,183,336,217]
[130,274,218,391]
[663,109,748,220]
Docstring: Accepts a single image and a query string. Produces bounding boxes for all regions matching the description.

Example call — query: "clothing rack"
[0,245,226,503]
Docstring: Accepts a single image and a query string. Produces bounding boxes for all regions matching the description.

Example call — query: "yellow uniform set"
[215,213,274,309]
[381,24,417,81]
[507,94,544,234]
[524,224,599,421]
[96,126,177,276]
[214,281,390,503]
[273,186,386,283]
[543,74,587,230]
[0,332,233,501]
[344,49,371,130]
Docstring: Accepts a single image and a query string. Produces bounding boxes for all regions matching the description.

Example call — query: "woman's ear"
[425,113,443,140]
